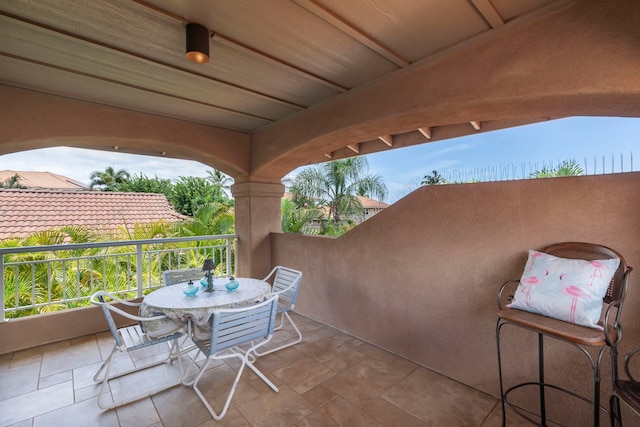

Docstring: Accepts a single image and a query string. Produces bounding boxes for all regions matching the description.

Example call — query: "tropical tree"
[206,169,233,197]
[421,170,447,185]
[177,202,235,237]
[117,173,173,197]
[288,157,387,224]
[529,159,584,178]
[89,166,131,191]
[281,198,323,233]
[169,176,228,216]
[0,173,27,189]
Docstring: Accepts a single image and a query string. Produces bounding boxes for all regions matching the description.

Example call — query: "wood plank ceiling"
[0,0,565,159]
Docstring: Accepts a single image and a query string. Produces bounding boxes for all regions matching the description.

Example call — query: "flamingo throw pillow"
[507,250,620,329]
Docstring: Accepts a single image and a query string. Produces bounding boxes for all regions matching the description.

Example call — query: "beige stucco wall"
[271,172,640,425]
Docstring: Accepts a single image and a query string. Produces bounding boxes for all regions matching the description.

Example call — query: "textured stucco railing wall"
[270,172,640,425]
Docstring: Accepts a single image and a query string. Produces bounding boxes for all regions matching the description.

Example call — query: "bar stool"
[496,242,631,426]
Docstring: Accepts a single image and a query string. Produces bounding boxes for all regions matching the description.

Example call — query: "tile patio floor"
[0,313,528,427]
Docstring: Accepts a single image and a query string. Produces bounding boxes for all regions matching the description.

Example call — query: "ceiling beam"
[1,51,275,125]
[418,127,432,139]
[469,0,505,29]
[347,144,360,153]
[293,0,410,68]
[378,135,393,147]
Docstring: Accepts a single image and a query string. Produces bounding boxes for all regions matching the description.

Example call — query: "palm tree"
[530,159,584,178]
[289,157,386,224]
[177,202,235,237]
[206,169,233,197]
[0,173,26,189]
[281,198,323,233]
[421,170,447,185]
[89,167,131,191]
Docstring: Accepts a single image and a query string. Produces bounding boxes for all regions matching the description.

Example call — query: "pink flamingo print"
[527,252,544,271]
[559,274,590,323]
[520,270,547,306]
[588,261,609,286]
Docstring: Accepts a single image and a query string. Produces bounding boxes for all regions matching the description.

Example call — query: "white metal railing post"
[136,243,144,298]
[226,237,233,277]
[0,255,5,323]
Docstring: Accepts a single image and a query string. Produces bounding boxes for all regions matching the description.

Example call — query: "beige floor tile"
[6,419,33,427]
[363,397,429,427]
[195,407,251,427]
[41,338,102,377]
[73,360,104,391]
[191,363,261,415]
[479,401,532,427]
[323,342,404,373]
[387,355,419,375]
[382,367,498,426]
[39,369,72,389]
[301,384,339,409]
[268,345,307,363]
[0,361,40,400]
[295,332,364,364]
[237,384,315,427]
[294,396,385,427]
[152,385,213,427]
[272,356,336,394]
[106,361,184,406]
[114,395,161,427]
[322,358,413,408]
[32,396,119,427]
[0,382,74,426]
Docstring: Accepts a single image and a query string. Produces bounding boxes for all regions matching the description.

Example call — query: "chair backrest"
[543,242,630,303]
[91,292,123,347]
[264,266,303,306]
[90,291,169,348]
[163,268,203,286]
[207,294,279,356]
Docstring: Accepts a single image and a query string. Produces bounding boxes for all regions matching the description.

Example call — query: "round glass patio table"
[140,277,271,339]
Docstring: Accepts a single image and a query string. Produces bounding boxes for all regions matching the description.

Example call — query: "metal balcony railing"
[0,235,236,322]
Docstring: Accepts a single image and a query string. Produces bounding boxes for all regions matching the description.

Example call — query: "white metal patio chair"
[253,266,303,356]
[163,267,204,286]
[187,294,280,420]
[90,291,184,409]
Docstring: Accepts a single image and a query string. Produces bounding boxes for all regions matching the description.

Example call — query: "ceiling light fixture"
[185,23,210,63]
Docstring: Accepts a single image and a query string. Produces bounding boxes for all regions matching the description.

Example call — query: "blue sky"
[2,116,638,202]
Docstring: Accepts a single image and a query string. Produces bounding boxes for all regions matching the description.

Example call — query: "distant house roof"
[356,196,389,209]
[0,170,89,189]
[0,189,187,240]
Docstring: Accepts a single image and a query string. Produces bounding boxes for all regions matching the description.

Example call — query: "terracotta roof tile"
[356,196,389,209]
[0,189,187,240]
[0,170,89,189]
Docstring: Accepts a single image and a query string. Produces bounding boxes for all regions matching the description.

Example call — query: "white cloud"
[1,147,211,185]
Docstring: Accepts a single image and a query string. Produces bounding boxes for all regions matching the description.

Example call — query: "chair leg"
[94,338,184,409]
[496,320,507,427]
[95,346,118,409]
[610,394,622,427]
[254,311,302,356]
[192,354,245,421]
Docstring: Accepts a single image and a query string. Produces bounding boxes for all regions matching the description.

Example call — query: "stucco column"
[231,181,284,279]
